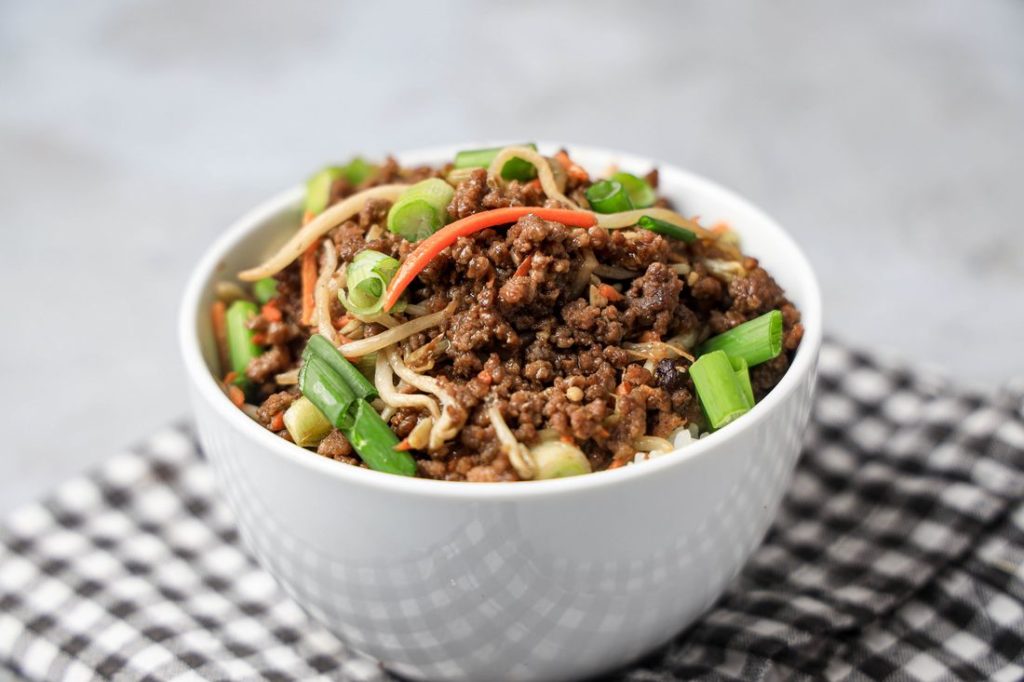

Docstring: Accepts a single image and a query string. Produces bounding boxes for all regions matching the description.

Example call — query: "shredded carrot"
[261,301,282,323]
[598,283,623,302]
[560,434,575,445]
[554,150,589,183]
[269,412,285,431]
[251,333,267,346]
[595,426,610,439]
[514,254,534,278]
[223,371,238,385]
[336,314,352,327]
[394,438,412,452]
[227,385,245,408]
[302,209,316,225]
[300,241,319,326]
[607,459,626,470]
[211,301,229,372]
[384,207,597,311]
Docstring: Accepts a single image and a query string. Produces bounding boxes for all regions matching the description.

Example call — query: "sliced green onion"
[610,172,656,208]
[343,400,416,476]
[253,277,278,304]
[305,166,346,216]
[637,215,697,243]
[530,441,592,479]
[352,352,377,383]
[730,356,755,406]
[387,178,455,241]
[299,355,356,429]
[343,156,375,185]
[454,143,539,181]
[697,310,783,367]
[304,335,377,401]
[585,180,634,214]
[226,300,262,386]
[690,350,752,430]
[339,249,400,316]
[304,159,378,216]
[283,396,333,447]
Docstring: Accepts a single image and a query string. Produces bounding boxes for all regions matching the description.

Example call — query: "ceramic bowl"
[179,144,822,681]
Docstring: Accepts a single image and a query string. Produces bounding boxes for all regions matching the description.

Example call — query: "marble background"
[1,0,1022,515]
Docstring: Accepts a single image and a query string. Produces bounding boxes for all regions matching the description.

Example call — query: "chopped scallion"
[304,166,346,216]
[338,249,400,316]
[637,215,697,242]
[387,178,455,241]
[299,355,356,429]
[343,400,416,476]
[453,143,539,181]
[697,310,783,367]
[253,277,278,304]
[585,180,634,214]
[610,172,656,208]
[730,356,755,406]
[690,350,752,430]
[304,335,377,401]
[226,300,262,387]
[283,396,333,447]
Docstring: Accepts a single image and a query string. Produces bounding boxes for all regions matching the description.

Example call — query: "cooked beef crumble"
[238,154,803,481]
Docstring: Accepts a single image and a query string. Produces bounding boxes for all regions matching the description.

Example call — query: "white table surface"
[1,0,1022,517]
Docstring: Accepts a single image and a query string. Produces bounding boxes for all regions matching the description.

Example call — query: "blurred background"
[1,0,1021,514]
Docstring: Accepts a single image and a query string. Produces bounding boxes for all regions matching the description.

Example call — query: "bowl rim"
[179,141,822,500]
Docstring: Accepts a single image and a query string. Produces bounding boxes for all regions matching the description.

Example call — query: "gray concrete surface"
[1,0,1022,516]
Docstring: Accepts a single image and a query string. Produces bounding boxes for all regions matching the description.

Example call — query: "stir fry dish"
[212,144,803,481]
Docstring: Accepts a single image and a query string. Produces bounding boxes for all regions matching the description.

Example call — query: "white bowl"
[179,144,822,682]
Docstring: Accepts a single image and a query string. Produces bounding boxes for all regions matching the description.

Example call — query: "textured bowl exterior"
[181,144,822,682]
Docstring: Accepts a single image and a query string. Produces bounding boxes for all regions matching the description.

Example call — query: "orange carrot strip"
[514,254,534,278]
[269,412,285,431]
[394,439,412,452]
[384,207,596,311]
[300,242,318,325]
[560,434,574,445]
[555,150,589,183]
[223,371,238,385]
[598,283,623,302]
[227,385,245,408]
[211,301,229,371]
[261,301,282,323]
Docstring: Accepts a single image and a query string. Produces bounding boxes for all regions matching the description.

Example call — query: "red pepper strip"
[384,207,597,311]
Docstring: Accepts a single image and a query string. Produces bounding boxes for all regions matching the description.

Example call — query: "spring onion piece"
[299,355,357,429]
[690,350,752,430]
[305,335,377,401]
[353,352,377,383]
[731,356,755,406]
[530,441,592,479]
[610,172,656,209]
[253,277,278,304]
[637,215,697,243]
[344,400,416,476]
[454,143,538,181]
[697,310,783,367]
[585,180,634,214]
[387,178,455,242]
[339,249,400,315]
[226,300,262,386]
[343,156,375,185]
[305,167,346,216]
[283,396,332,447]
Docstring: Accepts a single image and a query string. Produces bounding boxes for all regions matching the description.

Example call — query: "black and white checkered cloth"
[2,341,1023,681]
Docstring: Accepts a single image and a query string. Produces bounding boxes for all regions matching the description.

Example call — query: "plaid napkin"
[2,342,1023,682]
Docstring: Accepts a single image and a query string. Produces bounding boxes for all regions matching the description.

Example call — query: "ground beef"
[243,157,803,480]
